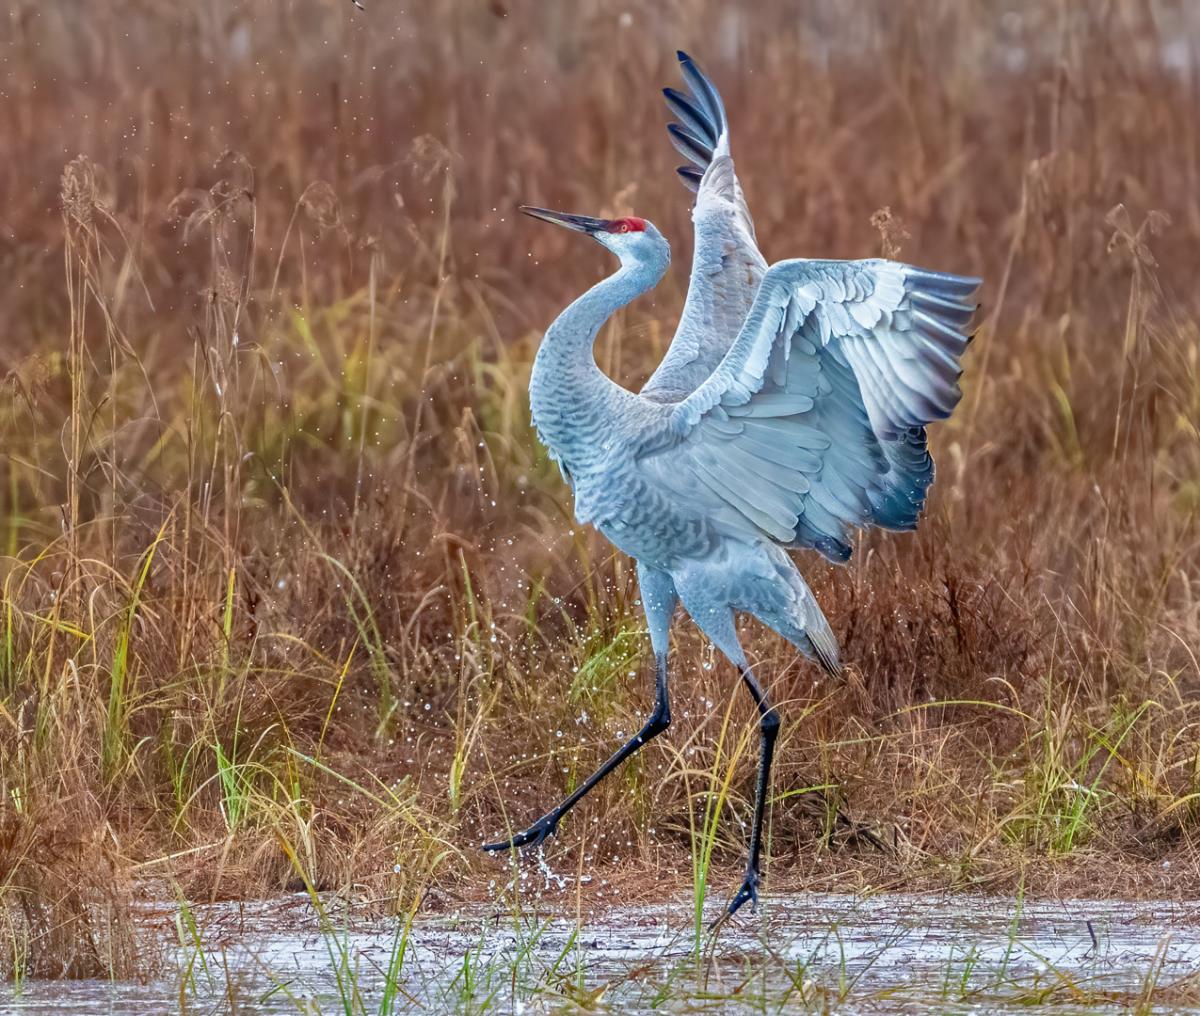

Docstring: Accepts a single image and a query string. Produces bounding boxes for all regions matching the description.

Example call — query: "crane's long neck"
[529,258,662,471]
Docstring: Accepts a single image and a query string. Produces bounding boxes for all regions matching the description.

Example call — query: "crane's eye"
[604,217,645,234]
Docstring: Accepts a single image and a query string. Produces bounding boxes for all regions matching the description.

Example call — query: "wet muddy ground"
[3,891,1200,1013]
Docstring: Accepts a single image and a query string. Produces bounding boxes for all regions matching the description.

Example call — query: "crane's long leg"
[481,651,670,852]
[666,598,777,920]
[726,664,779,917]
[482,565,679,854]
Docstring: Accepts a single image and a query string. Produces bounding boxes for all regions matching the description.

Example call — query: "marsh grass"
[0,0,1199,985]
[149,894,1200,1015]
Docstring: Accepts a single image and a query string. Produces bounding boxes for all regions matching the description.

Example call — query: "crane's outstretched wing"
[641,51,767,403]
[636,259,980,562]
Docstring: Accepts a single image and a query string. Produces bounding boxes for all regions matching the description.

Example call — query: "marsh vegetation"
[0,0,1198,1006]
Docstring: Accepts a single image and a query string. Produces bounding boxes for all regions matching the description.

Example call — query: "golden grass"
[1,0,1199,979]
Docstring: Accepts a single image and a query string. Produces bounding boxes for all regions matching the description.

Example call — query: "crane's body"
[484,52,980,919]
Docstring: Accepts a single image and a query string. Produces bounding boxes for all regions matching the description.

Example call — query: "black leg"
[482,652,671,852]
[726,665,779,917]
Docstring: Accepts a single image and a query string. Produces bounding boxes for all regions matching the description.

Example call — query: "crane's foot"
[725,867,760,918]
[481,813,559,853]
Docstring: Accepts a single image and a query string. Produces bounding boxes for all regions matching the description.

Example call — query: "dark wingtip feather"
[680,60,726,130]
[663,86,718,146]
[869,426,934,531]
[676,166,702,193]
[666,51,729,196]
[667,123,714,167]
[965,304,983,345]
[803,533,853,564]
[906,268,981,298]
[909,290,976,327]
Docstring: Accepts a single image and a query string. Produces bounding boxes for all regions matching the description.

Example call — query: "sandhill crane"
[483,51,979,918]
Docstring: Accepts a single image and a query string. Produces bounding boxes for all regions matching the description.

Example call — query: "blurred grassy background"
[1,0,1199,979]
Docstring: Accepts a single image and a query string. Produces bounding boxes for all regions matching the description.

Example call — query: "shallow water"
[3,892,1199,1014]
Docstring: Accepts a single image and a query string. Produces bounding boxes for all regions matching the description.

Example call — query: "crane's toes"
[725,868,760,918]
[481,815,559,853]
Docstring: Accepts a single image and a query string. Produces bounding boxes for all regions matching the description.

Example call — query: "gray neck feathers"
[529,258,662,472]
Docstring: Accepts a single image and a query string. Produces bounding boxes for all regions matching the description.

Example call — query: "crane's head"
[519,206,669,271]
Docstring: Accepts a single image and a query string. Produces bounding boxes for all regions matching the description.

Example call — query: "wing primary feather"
[908,290,976,327]
[676,166,702,192]
[667,123,714,168]
[857,335,948,420]
[905,268,981,297]
[662,87,718,146]
[677,51,728,136]
[911,309,969,353]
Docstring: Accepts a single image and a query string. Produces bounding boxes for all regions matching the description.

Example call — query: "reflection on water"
[3,893,1199,1014]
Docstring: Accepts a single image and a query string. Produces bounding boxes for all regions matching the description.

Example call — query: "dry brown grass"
[1,0,1199,979]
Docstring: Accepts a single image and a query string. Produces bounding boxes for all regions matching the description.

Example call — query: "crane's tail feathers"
[805,609,842,678]
[759,544,842,677]
[810,629,842,678]
[665,51,729,194]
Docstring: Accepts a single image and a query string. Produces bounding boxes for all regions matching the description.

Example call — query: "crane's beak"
[519,205,607,234]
